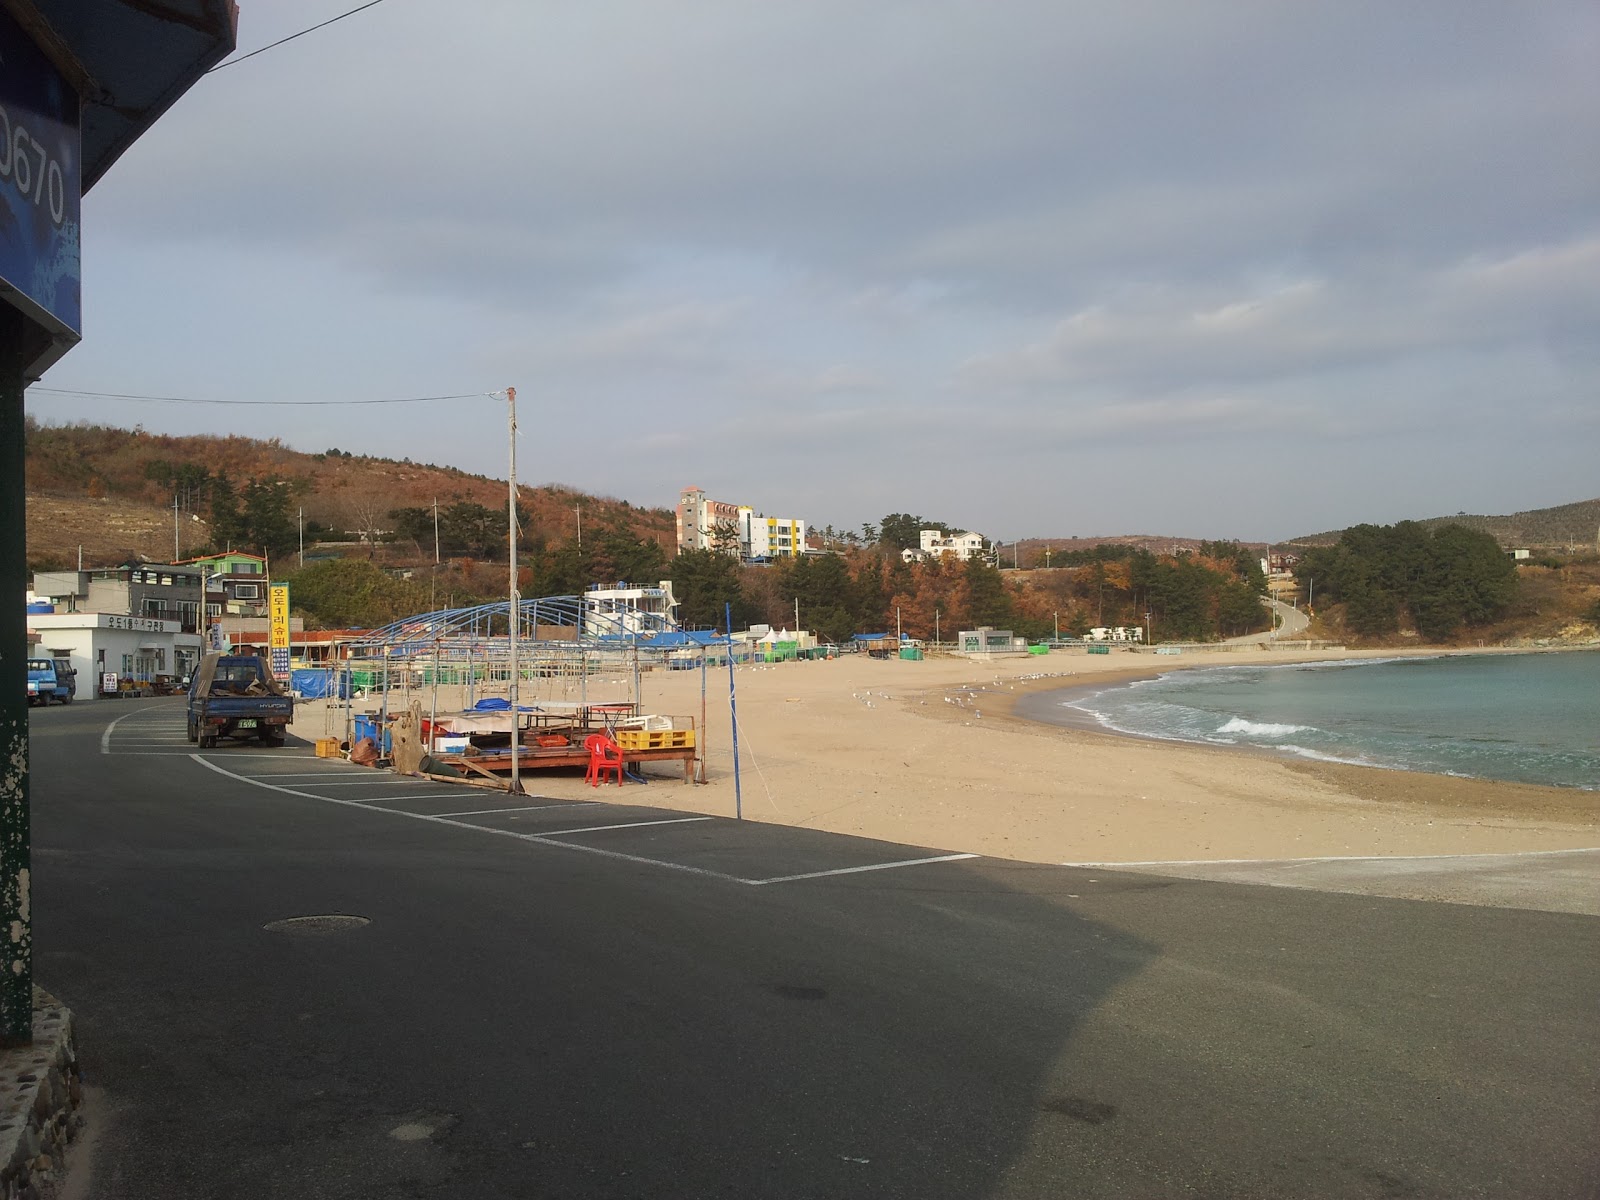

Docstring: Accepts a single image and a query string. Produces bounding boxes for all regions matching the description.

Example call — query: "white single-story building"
[26,612,202,699]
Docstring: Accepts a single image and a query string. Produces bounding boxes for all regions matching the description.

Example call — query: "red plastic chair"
[584,733,624,787]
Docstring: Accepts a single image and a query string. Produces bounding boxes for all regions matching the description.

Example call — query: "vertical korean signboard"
[268,583,290,679]
[0,6,82,372]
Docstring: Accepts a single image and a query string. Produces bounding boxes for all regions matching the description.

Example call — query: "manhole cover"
[263,915,371,935]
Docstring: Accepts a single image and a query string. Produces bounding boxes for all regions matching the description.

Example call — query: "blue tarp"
[290,668,349,699]
[637,630,728,648]
[470,697,545,712]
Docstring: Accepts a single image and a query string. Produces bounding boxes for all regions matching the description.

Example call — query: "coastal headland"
[296,644,1598,869]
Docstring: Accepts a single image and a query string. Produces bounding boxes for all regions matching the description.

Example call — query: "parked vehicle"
[186,653,294,748]
[26,658,75,706]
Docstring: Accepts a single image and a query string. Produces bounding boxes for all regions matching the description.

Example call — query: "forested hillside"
[1289,498,1600,551]
[24,418,674,570]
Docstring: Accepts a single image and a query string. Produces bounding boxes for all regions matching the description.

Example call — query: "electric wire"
[206,0,390,73]
[27,386,493,407]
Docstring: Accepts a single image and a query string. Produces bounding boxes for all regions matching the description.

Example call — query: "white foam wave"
[1279,744,1391,769]
[1215,717,1312,738]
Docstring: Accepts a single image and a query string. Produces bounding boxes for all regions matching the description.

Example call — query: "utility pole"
[433,497,440,564]
[173,491,181,562]
[575,504,582,551]
[506,387,523,796]
[1,309,33,1044]
[298,507,304,569]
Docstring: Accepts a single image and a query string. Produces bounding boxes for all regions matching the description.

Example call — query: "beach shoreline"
[292,642,1599,868]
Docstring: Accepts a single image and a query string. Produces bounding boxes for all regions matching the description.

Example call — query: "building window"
[233,584,259,600]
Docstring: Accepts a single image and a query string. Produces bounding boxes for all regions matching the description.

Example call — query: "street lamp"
[1144,610,1152,647]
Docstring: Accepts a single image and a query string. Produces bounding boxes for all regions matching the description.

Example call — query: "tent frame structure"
[328,595,716,745]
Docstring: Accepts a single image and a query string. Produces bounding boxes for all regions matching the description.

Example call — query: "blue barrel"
[353,715,391,752]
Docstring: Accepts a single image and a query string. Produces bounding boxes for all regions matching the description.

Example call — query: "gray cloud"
[40,0,1600,539]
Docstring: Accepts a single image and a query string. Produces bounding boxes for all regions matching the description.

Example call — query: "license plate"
[237,719,257,729]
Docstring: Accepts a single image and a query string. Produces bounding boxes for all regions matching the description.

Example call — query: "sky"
[25,0,1600,543]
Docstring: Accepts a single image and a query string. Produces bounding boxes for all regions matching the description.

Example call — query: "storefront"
[26,612,196,699]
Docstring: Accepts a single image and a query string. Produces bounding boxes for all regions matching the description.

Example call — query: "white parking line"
[198,752,318,759]
[249,774,366,784]
[251,778,418,787]
[432,802,597,818]
[189,756,981,889]
[536,817,713,837]
[100,709,152,753]
[191,755,750,884]
[338,793,480,803]
[750,854,979,886]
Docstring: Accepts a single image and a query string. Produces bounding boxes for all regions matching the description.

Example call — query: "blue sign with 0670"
[0,7,82,337]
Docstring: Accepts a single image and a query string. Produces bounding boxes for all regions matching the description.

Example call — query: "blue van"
[26,658,76,706]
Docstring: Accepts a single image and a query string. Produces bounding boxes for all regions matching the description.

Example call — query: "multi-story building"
[737,508,807,561]
[581,580,681,638]
[902,529,987,563]
[32,563,205,633]
[677,487,743,553]
[177,551,271,619]
[28,562,208,688]
[676,487,807,561]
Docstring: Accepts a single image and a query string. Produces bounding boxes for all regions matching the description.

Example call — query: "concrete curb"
[0,988,81,1199]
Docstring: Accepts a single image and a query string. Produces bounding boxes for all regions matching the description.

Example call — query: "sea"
[1035,651,1600,790]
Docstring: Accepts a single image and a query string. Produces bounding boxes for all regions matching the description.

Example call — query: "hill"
[23,418,675,571]
[1286,498,1600,552]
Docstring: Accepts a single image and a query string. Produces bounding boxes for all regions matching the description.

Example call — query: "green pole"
[0,310,34,1046]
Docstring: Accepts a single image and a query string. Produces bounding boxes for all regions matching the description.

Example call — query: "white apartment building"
[738,508,807,560]
[902,528,987,563]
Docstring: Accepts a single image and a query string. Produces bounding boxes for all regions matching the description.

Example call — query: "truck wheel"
[199,734,217,749]
[60,693,72,705]
[186,719,198,743]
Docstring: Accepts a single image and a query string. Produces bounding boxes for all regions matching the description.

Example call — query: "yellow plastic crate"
[314,737,342,758]
[615,729,694,751]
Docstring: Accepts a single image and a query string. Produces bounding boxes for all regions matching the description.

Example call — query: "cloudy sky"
[27,1,1600,542]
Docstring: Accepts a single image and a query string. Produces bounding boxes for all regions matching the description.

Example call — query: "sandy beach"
[292,644,1598,866]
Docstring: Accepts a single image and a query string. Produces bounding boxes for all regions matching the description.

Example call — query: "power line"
[27,386,493,407]
[206,0,391,73]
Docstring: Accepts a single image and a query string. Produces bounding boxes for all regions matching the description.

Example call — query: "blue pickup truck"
[26,658,76,706]
[186,653,294,748]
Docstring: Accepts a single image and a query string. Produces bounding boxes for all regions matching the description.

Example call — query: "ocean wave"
[1215,717,1312,738]
[1278,744,1390,769]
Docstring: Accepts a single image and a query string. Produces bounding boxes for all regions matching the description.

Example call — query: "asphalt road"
[29,699,1600,1198]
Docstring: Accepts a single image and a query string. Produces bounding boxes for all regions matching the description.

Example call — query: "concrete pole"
[506,387,522,796]
[1,312,34,1045]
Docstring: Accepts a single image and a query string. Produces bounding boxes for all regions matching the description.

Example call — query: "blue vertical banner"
[0,7,82,339]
